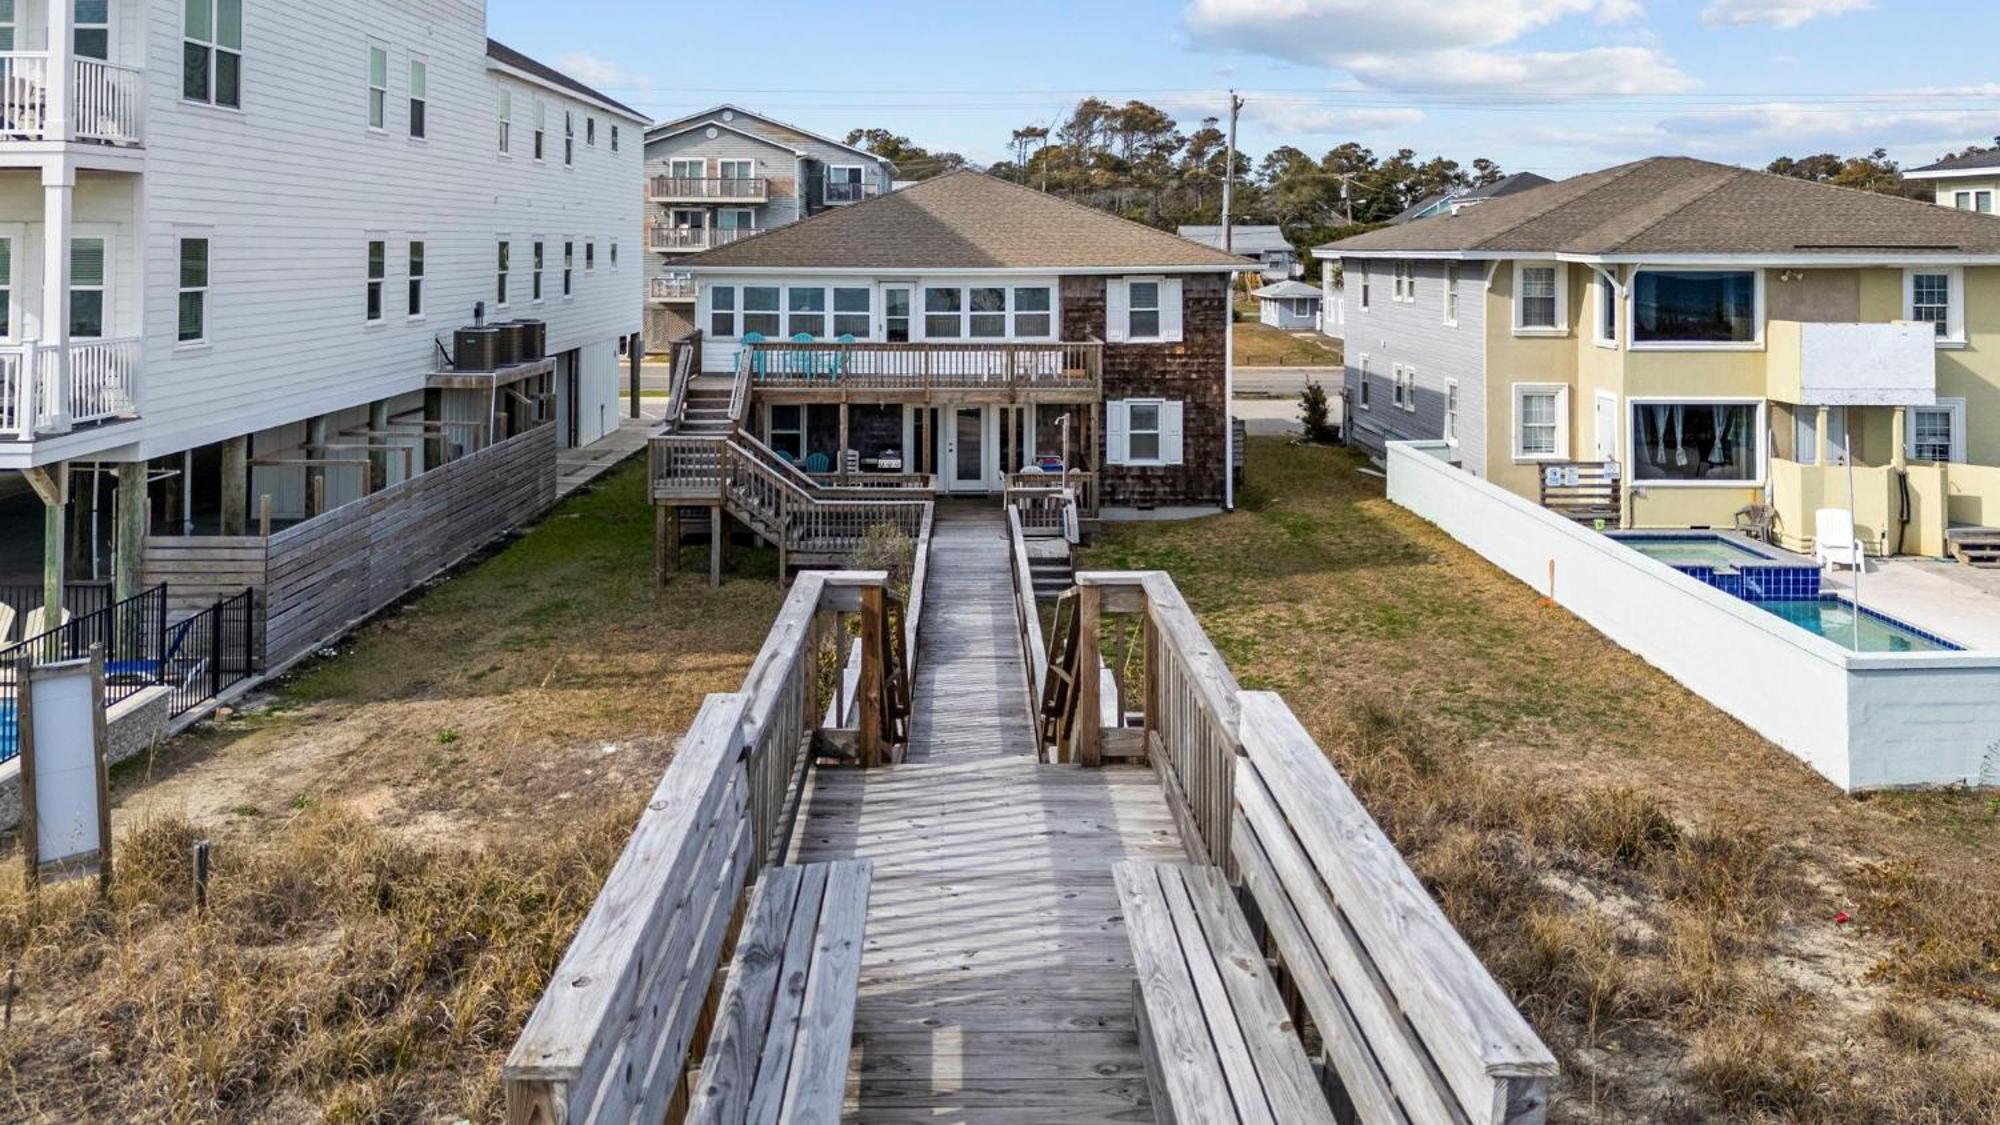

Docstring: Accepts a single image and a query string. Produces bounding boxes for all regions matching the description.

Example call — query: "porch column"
[1815,406,1831,466]
[24,464,69,614]
[220,434,249,535]
[305,414,329,516]
[367,399,391,491]
[41,171,74,431]
[1891,407,1908,471]
[113,462,148,602]
[47,0,72,142]
[837,403,850,484]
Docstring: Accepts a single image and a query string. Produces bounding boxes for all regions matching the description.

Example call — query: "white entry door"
[947,406,987,492]
[1594,392,1619,464]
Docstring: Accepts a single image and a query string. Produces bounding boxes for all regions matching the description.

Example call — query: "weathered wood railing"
[1006,469,1098,519]
[651,434,931,559]
[1005,508,1049,720]
[504,570,905,1123]
[1051,570,1559,1123]
[745,339,1102,395]
[661,331,700,433]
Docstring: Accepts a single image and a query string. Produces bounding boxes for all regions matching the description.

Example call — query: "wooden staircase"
[1947,526,2000,568]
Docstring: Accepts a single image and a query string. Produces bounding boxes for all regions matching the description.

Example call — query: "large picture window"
[741,286,780,337]
[1632,270,1756,345]
[920,284,1054,339]
[1631,401,1763,483]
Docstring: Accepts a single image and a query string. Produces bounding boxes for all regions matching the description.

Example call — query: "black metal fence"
[0,582,117,625]
[0,585,258,765]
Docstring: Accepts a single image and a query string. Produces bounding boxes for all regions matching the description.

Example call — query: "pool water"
[1754,597,1958,653]
[1617,536,1773,568]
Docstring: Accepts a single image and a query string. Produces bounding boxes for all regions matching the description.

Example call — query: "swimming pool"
[1755,596,1959,653]
[1615,535,1775,569]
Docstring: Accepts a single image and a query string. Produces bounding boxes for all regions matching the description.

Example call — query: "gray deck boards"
[792,504,1187,1122]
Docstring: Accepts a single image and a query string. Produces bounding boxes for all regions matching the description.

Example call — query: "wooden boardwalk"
[793,504,1187,1122]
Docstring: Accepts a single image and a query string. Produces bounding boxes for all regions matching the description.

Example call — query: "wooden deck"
[792,504,1186,1122]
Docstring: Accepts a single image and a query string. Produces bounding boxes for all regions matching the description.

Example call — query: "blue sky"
[488,0,2000,178]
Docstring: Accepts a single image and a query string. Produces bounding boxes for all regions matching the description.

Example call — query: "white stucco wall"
[1386,440,2000,791]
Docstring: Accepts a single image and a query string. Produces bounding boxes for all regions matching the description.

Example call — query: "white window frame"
[562,241,574,298]
[1955,191,1972,210]
[586,241,596,274]
[1593,271,1618,349]
[1443,263,1459,326]
[74,1,110,60]
[366,44,388,131]
[0,226,19,343]
[1357,265,1370,312]
[1906,397,1967,463]
[68,230,112,339]
[534,99,546,161]
[1124,399,1167,465]
[1627,397,1767,487]
[585,115,596,148]
[611,124,620,152]
[1904,267,1965,347]
[1980,191,1994,214]
[1444,379,1461,447]
[406,238,424,320]
[182,0,242,110]
[407,57,427,140]
[1402,364,1417,414]
[1124,276,1165,341]
[1512,262,1565,336]
[531,240,545,303]
[364,237,386,324]
[564,110,575,166]
[1627,268,1764,352]
[0,5,18,52]
[497,88,512,155]
[495,239,511,309]
[1390,363,1406,410]
[610,240,619,272]
[1512,383,1570,462]
[177,234,210,346]
[1357,354,1371,410]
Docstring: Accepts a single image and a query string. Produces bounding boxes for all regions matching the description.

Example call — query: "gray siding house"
[1333,258,1487,474]
[645,106,896,345]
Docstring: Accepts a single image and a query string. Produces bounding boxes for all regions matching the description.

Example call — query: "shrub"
[850,522,916,599]
[1298,383,1339,444]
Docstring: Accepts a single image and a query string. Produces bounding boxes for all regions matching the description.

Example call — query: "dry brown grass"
[0,461,782,1121]
[1084,438,2000,1122]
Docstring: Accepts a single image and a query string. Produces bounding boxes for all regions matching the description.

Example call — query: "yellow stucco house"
[1315,156,2000,561]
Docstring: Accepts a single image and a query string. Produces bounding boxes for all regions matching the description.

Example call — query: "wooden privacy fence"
[143,423,557,669]
[505,571,902,1124]
[1055,570,1559,1123]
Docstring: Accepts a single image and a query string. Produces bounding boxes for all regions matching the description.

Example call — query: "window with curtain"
[1631,402,1761,481]
[1632,271,1756,344]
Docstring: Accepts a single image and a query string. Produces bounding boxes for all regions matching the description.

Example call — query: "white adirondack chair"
[21,604,70,640]
[1814,508,1866,571]
[0,603,15,645]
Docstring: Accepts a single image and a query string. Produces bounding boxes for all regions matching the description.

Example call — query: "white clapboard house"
[0,1,646,610]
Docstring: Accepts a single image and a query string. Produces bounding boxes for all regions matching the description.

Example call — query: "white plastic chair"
[1814,508,1865,571]
[21,604,69,640]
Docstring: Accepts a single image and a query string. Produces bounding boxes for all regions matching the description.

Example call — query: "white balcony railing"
[648,175,769,202]
[650,226,761,253]
[0,53,146,146]
[0,337,140,437]
[651,276,697,300]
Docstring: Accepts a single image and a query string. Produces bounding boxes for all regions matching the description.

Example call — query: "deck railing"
[648,174,770,202]
[649,275,697,300]
[650,433,932,561]
[504,570,906,1121]
[745,339,1102,395]
[649,225,760,252]
[1008,469,1098,520]
[0,53,145,145]
[0,337,141,438]
[1005,508,1050,716]
[821,180,880,205]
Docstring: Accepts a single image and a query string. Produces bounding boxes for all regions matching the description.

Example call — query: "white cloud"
[1182,0,1691,96]
[554,52,650,93]
[1155,92,1425,136]
[1698,0,1872,29]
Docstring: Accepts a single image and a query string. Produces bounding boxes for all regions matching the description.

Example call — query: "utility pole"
[1221,91,1244,253]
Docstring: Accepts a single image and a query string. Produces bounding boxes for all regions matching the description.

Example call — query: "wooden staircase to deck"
[1947,526,2000,568]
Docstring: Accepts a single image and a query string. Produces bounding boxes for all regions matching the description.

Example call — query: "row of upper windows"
[497,87,618,164]
[699,278,1182,344]
[361,238,617,325]
[1351,259,1970,347]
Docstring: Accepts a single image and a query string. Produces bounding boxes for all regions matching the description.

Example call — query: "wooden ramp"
[792,504,1187,1122]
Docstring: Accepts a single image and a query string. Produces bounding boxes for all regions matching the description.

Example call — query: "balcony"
[739,340,1102,403]
[0,54,146,147]
[822,180,881,206]
[0,337,140,439]
[1766,319,1936,406]
[651,276,697,302]
[650,225,761,253]
[649,175,769,204]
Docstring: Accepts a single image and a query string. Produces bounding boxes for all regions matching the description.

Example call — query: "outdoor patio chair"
[1814,508,1866,571]
[742,332,768,380]
[833,334,856,379]
[0,603,16,646]
[21,605,69,642]
[804,451,831,475]
[107,614,202,686]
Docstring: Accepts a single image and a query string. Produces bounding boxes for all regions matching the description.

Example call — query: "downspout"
[1224,269,1236,511]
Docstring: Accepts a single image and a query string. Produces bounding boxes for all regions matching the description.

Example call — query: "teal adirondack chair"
[743,331,768,380]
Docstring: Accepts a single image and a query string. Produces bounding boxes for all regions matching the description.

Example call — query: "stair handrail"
[662,336,696,432]
[726,349,752,429]
[718,438,929,549]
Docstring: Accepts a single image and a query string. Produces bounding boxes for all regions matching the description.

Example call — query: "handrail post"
[858,583,886,769]
[1074,584,1102,767]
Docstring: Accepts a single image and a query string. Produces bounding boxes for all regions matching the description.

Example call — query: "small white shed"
[1251,280,1322,330]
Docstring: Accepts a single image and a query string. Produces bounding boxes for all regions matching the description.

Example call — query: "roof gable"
[644,104,894,169]
[681,170,1255,272]
[646,118,805,157]
[485,40,645,121]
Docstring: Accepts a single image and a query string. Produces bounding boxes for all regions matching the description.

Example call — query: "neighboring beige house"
[1906,150,2000,213]
[1315,156,2000,561]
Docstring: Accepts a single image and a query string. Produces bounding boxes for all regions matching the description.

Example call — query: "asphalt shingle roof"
[486,40,644,119]
[1908,149,2000,175]
[1178,225,1294,255]
[1252,280,1320,299]
[682,171,1256,271]
[1320,157,2000,258]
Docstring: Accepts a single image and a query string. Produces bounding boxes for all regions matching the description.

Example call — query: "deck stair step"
[1028,557,1074,599]
[1947,527,2000,568]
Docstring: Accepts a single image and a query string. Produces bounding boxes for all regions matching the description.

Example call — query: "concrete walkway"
[554,406,660,499]
[1824,559,2000,650]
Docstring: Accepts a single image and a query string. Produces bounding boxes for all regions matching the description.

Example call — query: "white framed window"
[564,110,575,166]
[1109,277,1181,342]
[364,238,385,323]
[562,241,574,297]
[833,287,870,338]
[1357,354,1371,410]
[1953,190,1992,213]
[534,100,546,160]
[610,241,619,271]
[741,286,780,337]
[1907,398,1967,463]
[178,237,209,344]
[1107,399,1184,466]
[0,5,16,51]
[585,116,596,147]
[1594,272,1618,347]
[407,240,424,318]
[75,0,109,60]
[787,286,827,337]
[1402,364,1417,413]
[1393,260,1416,303]
[1630,400,1764,484]
[1904,267,1963,344]
[497,88,512,154]
[1513,262,1564,334]
[366,45,387,130]
[70,236,106,338]
[408,58,427,139]
[1512,383,1569,461]
[1955,191,1970,210]
[0,234,14,341]
[1444,379,1461,446]
[709,285,736,337]
[495,240,510,307]
[1390,363,1406,410]
[183,0,242,109]
[531,241,544,302]
[611,124,619,152]
[585,241,596,274]
[1443,263,1459,326]
[1358,265,1370,311]
[915,284,1055,340]
[1630,269,1761,348]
